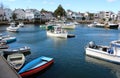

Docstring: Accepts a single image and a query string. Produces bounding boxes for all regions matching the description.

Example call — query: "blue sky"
[0,0,120,13]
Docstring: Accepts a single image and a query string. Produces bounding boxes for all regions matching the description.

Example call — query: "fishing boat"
[47,25,68,38]
[3,46,30,55]
[85,40,120,64]
[6,23,19,32]
[7,53,25,70]
[18,56,54,77]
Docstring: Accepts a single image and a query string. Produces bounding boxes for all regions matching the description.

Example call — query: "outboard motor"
[88,41,96,48]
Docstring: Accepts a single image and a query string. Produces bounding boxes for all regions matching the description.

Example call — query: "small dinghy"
[7,53,25,70]
[4,46,30,55]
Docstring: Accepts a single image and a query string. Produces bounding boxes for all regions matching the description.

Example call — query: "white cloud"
[106,0,116,2]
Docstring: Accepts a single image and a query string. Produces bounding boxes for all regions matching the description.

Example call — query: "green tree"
[109,18,112,21]
[54,4,66,18]
[82,16,86,20]
[89,13,94,20]
[12,13,17,21]
[102,18,106,21]
[41,8,47,13]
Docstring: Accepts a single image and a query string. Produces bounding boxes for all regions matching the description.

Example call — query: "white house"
[4,8,12,21]
[84,12,90,20]
[117,11,120,21]
[104,11,113,19]
[0,8,5,21]
[111,14,117,20]
[66,10,73,19]
[14,9,25,20]
[66,10,82,20]
[72,12,82,20]
[25,9,41,20]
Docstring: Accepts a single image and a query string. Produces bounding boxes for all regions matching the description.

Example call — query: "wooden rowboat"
[7,53,25,70]
[18,56,54,77]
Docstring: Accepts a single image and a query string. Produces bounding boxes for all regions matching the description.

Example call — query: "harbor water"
[0,24,120,78]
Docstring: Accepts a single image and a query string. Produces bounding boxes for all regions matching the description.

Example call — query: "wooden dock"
[0,55,21,78]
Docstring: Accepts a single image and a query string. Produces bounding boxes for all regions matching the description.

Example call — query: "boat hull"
[47,31,67,38]
[4,48,30,55]
[7,27,19,32]
[5,37,16,43]
[108,24,119,29]
[7,53,25,70]
[62,25,76,29]
[85,47,120,63]
[19,59,54,77]
[95,24,105,28]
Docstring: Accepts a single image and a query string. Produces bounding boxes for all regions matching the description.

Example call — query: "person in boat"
[88,41,96,48]
[107,48,114,54]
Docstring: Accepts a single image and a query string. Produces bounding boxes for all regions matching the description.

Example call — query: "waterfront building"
[14,9,25,20]
[117,11,120,21]
[104,11,113,21]
[66,10,82,20]
[66,10,73,19]
[72,12,82,20]
[4,8,12,21]
[41,11,54,21]
[25,9,41,21]
[98,11,105,19]
[0,7,5,21]
[111,14,117,21]
[84,12,90,20]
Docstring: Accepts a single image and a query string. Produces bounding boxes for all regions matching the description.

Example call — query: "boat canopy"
[111,40,120,48]
[47,25,54,30]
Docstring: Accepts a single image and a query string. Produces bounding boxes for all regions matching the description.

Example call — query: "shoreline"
[0,20,47,26]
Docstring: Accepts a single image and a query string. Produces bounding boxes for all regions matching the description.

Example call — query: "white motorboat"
[85,40,120,64]
[88,22,97,27]
[46,25,68,38]
[88,24,96,27]
[7,23,19,32]
[95,23,105,28]
[61,22,76,29]
[17,22,24,27]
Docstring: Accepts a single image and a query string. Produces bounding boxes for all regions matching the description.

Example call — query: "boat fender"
[108,48,114,54]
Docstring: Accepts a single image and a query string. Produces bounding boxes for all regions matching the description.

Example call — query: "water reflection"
[85,56,120,78]
[47,36,67,48]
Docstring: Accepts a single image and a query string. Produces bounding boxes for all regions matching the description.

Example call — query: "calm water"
[0,24,120,78]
